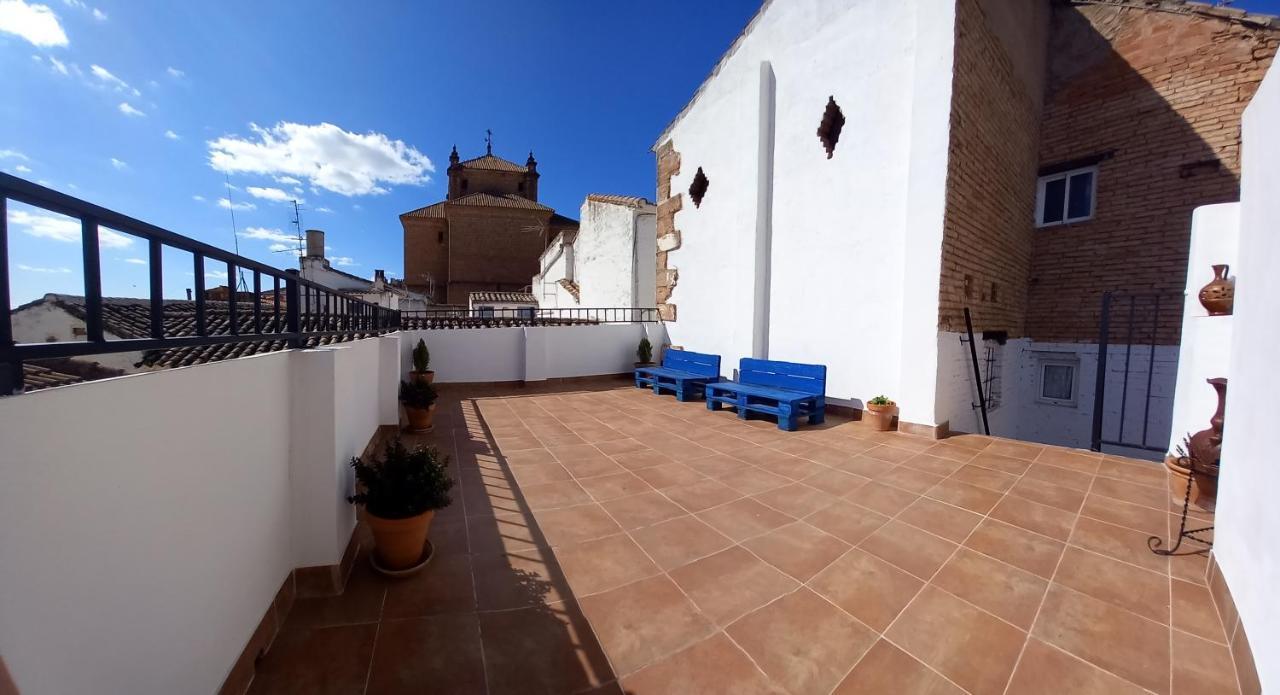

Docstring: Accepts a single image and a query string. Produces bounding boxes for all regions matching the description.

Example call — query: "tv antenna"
[223,175,248,291]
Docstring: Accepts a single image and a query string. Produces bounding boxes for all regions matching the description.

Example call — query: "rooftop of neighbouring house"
[248,378,1227,695]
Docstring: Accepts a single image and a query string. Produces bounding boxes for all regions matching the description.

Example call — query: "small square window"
[518,307,534,319]
[477,306,494,318]
[1036,356,1079,407]
[1036,165,1097,227]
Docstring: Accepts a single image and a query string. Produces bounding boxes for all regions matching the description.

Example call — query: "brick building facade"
[1026,1,1277,344]
[400,146,577,305]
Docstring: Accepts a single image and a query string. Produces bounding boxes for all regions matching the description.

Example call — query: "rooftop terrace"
[247,379,1229,695]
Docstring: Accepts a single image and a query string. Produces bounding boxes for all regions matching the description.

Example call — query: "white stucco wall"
[1167,204,1237,457]
[935,333,1176,458]
[533,201,657,311]
[657,0,957,422]
[0,338,396,694]
[1215,63,1280,691]
[401,323,668,384]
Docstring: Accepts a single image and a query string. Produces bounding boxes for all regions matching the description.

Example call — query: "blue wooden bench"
[634,349,722,402]
[705,358,826,431]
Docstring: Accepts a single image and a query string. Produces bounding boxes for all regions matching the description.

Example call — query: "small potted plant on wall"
[865,395,897,432]
[636,336,654,368]
[400,379,438,432]
[348,438,453,575]
[410,338,434,384]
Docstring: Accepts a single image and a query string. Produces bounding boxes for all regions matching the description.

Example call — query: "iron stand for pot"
[1149,463,1214,556]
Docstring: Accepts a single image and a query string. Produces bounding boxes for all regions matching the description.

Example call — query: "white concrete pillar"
[378,334,401,426]
[289,348,349,568]
[752,60,776,360]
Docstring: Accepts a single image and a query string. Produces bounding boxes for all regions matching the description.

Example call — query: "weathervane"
[485,129,493,155]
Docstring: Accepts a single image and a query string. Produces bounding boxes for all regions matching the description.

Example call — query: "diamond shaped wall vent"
[689,167,709,208]
[817,96,846,159]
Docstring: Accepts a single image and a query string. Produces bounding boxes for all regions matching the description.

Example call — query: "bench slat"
[739,358,825,395]
[662,349,720,378]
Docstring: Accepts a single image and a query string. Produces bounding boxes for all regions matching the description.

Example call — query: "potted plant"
[636,336,654,368]
[400,379,438,432]
[410,338,434,384]
[865,395,897,431]
[348,438,454,574]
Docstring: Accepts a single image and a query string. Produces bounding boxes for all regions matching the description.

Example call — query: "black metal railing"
[402,307,658,327]
[1,174,399,394]
[1090,291,1182,453]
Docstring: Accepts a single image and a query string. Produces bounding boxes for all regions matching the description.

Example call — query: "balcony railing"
[0,174,399,394]
[402,306,658,329]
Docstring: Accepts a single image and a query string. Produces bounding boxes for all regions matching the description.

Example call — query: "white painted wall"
[656,0,957,424]
[1214,62,1280,691]
[936,333,1176,458]
[401,323,667,384]
[1167,204,1238,457]
[0,337,397,694]
[533,200,657,310]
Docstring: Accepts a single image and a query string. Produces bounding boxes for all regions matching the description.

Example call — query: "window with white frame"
[1036,165,1096,227]
[1036,354,1079,407]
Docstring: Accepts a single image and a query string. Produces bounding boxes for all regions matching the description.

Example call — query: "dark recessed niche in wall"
[689,167,709,208]
[817,96,846,159]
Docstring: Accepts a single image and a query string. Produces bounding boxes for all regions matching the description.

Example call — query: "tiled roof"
[558,279,581,303]
[470,291,537,304]
[23,364,84,391]
[587,193,655,209]
[17,294,372,371]
[401,192,553,218]
[1093,0,1278,27]
[456,154,528,172]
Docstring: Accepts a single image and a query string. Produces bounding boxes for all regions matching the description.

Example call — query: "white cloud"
[192,194,205,202]
[90,6,103,20]
[0,148,29,160]
[164,129,179,140]
[0,0,69,47]
[13,164,31,173]
[47,54,70,75]
[331,256,356,267]
[207,121,432,196]
[165,66,183,78]
[274,175,301,186]
[352,204,362,211]
[109,157,128,170]
[91,64,139,96]
[121,257,146,265]
[245,185,299,203]
[17,263,71,273]
[313,206,333,213]
[217,197,254,211]
[117,101,145,117]
[240,226,295,244]
[205,269,228,280]
[9,209,134,248]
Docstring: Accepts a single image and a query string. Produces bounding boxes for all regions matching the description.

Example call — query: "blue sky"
[3,0,1279,305]
[1,0,761,304]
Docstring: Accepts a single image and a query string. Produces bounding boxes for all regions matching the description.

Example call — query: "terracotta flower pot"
[865,403,897,432]
[409,370,435,385]
[406,403,435,432]
[1198,264,1234,316]
[366,509,434,571]
[1164,454,1217,512]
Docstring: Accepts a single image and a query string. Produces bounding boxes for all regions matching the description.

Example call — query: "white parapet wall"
[401,323,668,384]
[1213,62,1280,691]
[0,335,399,694]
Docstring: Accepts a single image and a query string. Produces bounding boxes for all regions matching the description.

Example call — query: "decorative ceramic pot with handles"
[1198,264,1234,316]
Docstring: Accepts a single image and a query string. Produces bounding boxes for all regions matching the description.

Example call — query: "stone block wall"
[655,141,682,322]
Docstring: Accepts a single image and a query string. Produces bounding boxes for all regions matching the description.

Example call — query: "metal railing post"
[81,217,104,343]
[1091,292,1113,452]
[285,270,302,348]
[0,197,19,395]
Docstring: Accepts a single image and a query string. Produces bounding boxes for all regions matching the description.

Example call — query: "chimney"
[186,288,192,301]
[305,229,325,259]
[374,269,387,286]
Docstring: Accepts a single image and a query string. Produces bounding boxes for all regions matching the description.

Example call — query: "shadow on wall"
[1025,4,1267,346]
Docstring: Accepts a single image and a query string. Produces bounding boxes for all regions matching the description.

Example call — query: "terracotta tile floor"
[250,378,1231,695]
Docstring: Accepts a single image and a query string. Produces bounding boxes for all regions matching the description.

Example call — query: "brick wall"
[654,141,682,321]
[1027,3,1277,344]
[402,216,448,300]
[442,207,551,305]
[938,0,1045,337]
